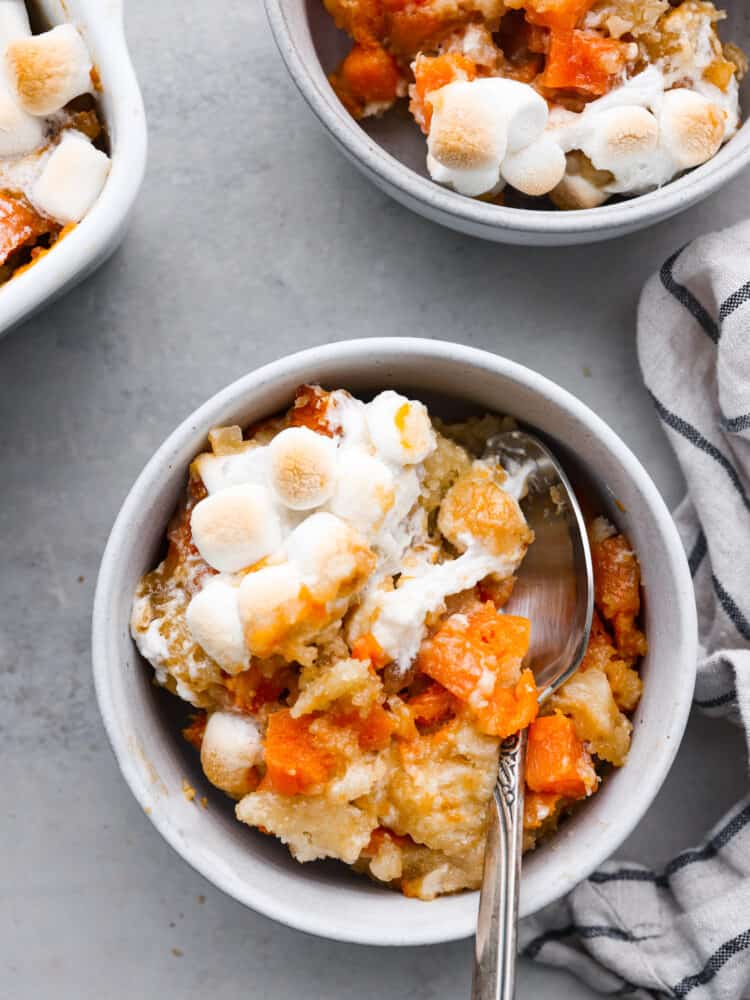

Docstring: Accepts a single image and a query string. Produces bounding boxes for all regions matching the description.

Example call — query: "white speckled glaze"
[93,339,697,946]
[264,0,750,245]
[0,0,146,338]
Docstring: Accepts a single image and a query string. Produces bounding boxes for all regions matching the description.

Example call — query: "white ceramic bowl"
[265,0,749,245]
[0,0,147,339]
[93,338,697,945]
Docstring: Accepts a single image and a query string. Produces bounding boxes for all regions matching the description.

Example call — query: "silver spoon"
[471,430,594,1000]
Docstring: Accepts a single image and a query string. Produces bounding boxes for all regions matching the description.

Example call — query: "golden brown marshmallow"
[659,88,724,170]
[7,24,92,116]
[268,426,337,510]
[190,484,282,573]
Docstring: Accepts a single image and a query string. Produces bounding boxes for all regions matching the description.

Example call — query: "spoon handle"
[471,730,527,1000]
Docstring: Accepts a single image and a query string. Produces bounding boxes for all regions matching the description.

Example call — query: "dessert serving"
[0,2,110,284]
[323,0,746,207]
[132,385,647,900]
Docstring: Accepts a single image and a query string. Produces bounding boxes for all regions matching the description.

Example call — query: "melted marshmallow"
[550,66,735,198]
[201,711,263,798]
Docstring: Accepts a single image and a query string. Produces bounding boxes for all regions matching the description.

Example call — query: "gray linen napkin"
[519,219,750,1000]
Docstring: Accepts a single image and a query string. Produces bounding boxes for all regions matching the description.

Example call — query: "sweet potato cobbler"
[0,3,110,284]
[322,0,746,205]
[132,386,647,900]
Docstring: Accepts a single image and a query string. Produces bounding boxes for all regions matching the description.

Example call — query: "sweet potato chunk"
[526,714,597,798]
[0,191,56,266]
[512,0,596,30]
[331,42,403,117]
[542,29,631,95]
[332,703,396,751]
[351,631,390,669]
[591,529,647,661]
[410,52,477,132]
[417,603,537,737]
[261,710,336,796]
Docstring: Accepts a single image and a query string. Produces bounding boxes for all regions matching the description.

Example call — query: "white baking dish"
[0,0,146,338]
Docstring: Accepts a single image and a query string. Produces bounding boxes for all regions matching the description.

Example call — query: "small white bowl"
[264,0,749,245]
[92,338,697,946]
[0,0,147,339]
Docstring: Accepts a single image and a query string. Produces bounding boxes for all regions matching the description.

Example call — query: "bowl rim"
[264,0,750,239]
[0,0,147,337]
[92,338,698,944]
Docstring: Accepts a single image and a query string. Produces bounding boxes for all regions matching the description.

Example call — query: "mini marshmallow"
[238,562,303,655]
[185,578,247,672]
[7,23,92,116]
[427,77,552,198]
[658,88,724,170]
[365,390,436,466]
[31,130,110,224]
[285,511,374,595]
[501,136,566,197]
[190,483,282,573]
[327,451,395,535]
[268,425,337,510]
[578,105,660,192]
[0,85,43,156]
[200,711,262,799]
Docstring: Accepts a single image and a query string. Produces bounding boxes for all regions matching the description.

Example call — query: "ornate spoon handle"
[471,730,527,1000]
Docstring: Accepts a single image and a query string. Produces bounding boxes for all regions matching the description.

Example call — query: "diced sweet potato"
[542,29,631,95]
[406,682,459,727]
[417,603,537,737]
[351,632,390,669]
[261,709,336,796]
[512,0,596,30]
[591,531,647,660]
[410,52,477,132]
[0,190,57,266]
[336,42,403,104]
[289,384,334,437]
[525,714,598,798]
[182,711,207,751]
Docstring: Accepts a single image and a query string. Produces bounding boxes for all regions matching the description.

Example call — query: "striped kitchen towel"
[519,219,750,1000]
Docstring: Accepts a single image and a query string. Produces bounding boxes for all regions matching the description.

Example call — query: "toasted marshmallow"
[185,578,247,673]
[200,711,262,799]
[238,562,304,657]
[365,390,436,466]
[501,136,566,196]
[658,88,724,170]
[578,105,660,192]
[268,426,337,510]
[327,451,395,535]
[31,130,110,224]
[427,78,552,198]
[285,511,375,600]
[190,484,282,573]
[0,85,43,156]
[7,24,92,116]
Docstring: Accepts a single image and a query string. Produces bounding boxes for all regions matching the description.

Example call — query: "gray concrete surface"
[2,2,749,997]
